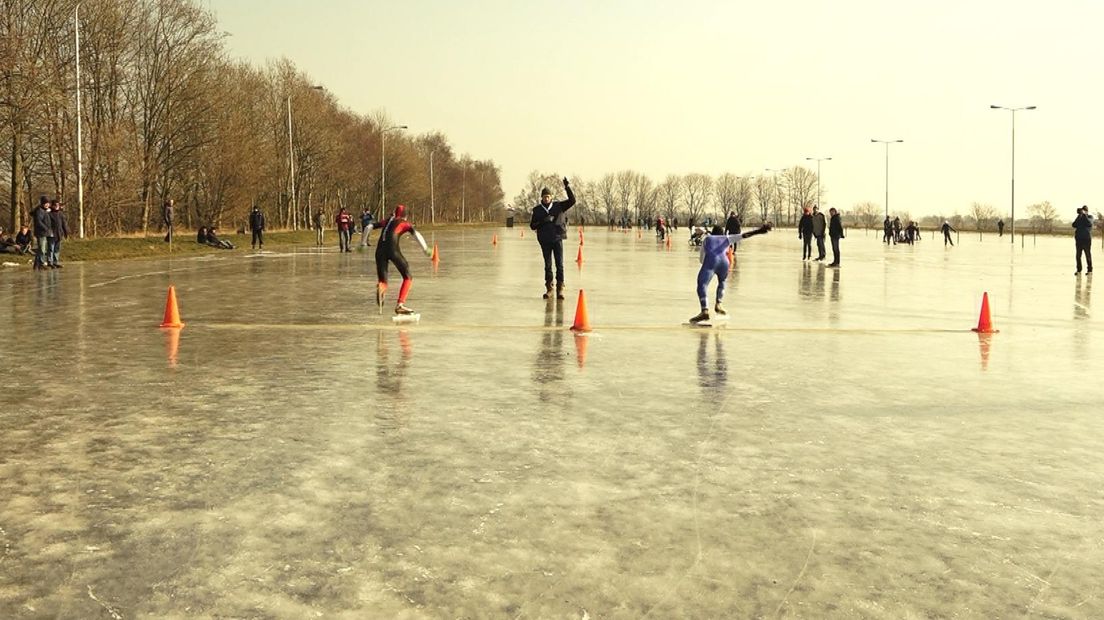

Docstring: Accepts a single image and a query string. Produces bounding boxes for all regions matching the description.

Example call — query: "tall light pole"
[870,139,903,219]
[428,149,437,225]
[461,161,467,223]
[286,86,324,229]
[805,157,832,211]
[380,124,407,213]
[75,2,84,238]
[991,105,1036,243]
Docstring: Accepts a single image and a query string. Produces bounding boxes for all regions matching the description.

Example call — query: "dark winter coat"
[530,185,576,244]
[32,206,54,238]
[49,209,69,239]
[249,209,266,231]
[798,213,813,236]
[829,213,844,239]
[1073,213,1093,241]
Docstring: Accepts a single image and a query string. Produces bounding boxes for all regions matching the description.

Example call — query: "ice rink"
[1,226,1101,617]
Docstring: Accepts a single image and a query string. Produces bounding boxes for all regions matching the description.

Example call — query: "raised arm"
[558,178,576,210]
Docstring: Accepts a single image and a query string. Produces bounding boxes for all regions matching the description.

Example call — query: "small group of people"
[326,206,377,252]
[798,205,845,266]
[18,196,71,269]
[882,216,925,245]
[0,224,34,255]
[196,226,235,249]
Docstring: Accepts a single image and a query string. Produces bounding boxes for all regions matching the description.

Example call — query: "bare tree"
[853,201,881,231]
[596,173,617,226]
[1028,201,1058,232]
[782,166,817,226]
[715,173,738,221]
[753,175,773,223]
[615,169,636,226]
[656,174,681,225]
[682,173,712,226]
[969,202,997,233]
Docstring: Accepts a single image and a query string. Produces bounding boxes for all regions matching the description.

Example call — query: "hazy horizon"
[211,0,1102,219]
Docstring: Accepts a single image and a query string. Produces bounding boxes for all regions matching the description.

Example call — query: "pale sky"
[211,0,1102,218]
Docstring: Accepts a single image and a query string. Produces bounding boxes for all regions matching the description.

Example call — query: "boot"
[542,283,553,299]
[556,283,565,300]
[395,302,414,315]
[689,309,710,324]
[714,303,726,316]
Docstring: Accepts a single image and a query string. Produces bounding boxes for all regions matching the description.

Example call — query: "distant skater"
[249,205,265,249]
[335,207,353,252]
[828,207,844,267]
[375,204,432,315]
[1073,205,1093,275]
[530,177,576,299]
[314,210,325,246]
[359,207,375,248]
[798,207,813,260]
[689,222,773,324]
[941,220,956,246]
[997,218,1005,237]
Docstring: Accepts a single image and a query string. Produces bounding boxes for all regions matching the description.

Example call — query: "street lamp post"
[380,124,408,213]
[805,157,832,211]
[991,105,1036,243]
[870,139,903,219]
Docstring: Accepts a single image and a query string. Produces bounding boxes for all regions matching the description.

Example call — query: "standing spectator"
[882,215,892,244]
[14,225,33,254]
[724,210,741,235]
[314,210,325,246]
[31,196,54,270]
[827,207,844,267]
[997,218,1005,237]
[530,177,576,300]
[811,205,827,261]
[1073,205,1093,275]
[162,199,174,242]
[335,207,353,252]
[892,216,902,244]
[47,200,69,268]
[248,205,266,250]
[941,220,957,246]
[798,207,813,260]
[358,207,375,248]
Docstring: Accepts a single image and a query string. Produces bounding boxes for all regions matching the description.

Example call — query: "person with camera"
[1073,205,1093,275]
[529,177,575,299]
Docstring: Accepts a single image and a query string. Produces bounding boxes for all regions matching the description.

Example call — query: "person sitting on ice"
[205,226,235,249]
[689,222,773,324]
[688,226,707,247]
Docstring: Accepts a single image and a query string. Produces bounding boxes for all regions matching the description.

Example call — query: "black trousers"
[252,230,263,247]
[815,234,826,259]
[801,233,812,259]
[830,236,841,265]
[1076,238,1093,273]
[539,238,564,285]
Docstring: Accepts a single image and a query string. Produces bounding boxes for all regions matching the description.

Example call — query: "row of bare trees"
[512,168,822,227]
[1,0,503,236]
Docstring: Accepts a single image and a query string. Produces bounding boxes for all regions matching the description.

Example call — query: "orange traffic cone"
[977,332,992,371]
[665,236,672,250]
[492,234,498,246]
[971,292,998,333]
[576,245,584,265]
[574,332,588,368]
[159,285,185,328]
[431,243,440,264]
[570,289,591,333]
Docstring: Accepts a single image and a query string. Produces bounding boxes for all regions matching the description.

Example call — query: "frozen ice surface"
[1,227,1101,617]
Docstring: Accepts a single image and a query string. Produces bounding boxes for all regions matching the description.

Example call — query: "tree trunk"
[10,132,24,229]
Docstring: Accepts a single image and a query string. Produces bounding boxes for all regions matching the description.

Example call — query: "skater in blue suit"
[689,222,773,324]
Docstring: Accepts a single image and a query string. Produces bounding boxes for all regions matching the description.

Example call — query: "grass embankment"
[49,224,494,263]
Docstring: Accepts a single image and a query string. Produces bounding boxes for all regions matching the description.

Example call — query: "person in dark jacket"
[882,216,892,244]
[358,208,375,248]
[205,226,235,249]
[827,207,845,267]
[162,199,174,242]
[724,211,741,235]
[14,225,33,254]
[811,205,827,261]
[31,196,53,270]
[1073,205,1093,275]
[47,200,69,267]
[941,220,957,246]
[335,207,354,252]
[530,177,576,299]
[798,207,813,260]
[249,205,266,250]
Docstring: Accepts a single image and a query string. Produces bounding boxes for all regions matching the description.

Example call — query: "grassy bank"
[22,224,497,264]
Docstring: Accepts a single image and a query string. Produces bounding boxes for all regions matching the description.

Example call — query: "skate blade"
[392,314,421,324]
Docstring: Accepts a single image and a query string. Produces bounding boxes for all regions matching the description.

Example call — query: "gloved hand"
[425,247,433,257]
[563,177,570,188]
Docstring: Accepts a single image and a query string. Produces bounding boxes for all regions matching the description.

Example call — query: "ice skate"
[542,283,553,299]
[556,283,565,300]
[395,302,415,315]
[713,303,726,316]
[689,309,710,324]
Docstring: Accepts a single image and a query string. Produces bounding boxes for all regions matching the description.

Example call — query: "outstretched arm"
[412,229,431,256]
[741,223,773,239]
[559,178,576,210]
